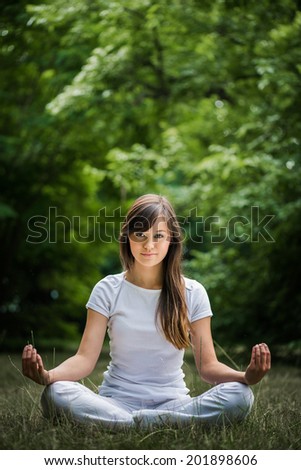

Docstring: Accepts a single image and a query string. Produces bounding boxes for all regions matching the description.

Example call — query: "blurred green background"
[1,0,300,361]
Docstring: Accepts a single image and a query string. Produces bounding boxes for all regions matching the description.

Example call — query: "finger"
[25,347,38,379]
[250,345,256,366]
[22,345,29,370]
[37,354,44,372]
[261,343,271,369]
[22,345,33,375]
[22,344,30,359]
[266,345,271,369]
[31,348,38,367]
[254,344,261,366]
[37,355,48,384]
[25,344,33,359]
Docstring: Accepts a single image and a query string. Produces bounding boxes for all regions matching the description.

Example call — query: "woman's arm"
[190,317,271,386]
[22,308,108,385]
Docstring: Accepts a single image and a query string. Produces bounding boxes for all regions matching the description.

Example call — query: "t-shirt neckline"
[122,273,162,293]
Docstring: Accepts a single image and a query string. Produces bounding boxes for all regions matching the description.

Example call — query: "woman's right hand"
[22,344,51,385]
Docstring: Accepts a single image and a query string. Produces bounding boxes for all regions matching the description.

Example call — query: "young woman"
[22,194,271,427]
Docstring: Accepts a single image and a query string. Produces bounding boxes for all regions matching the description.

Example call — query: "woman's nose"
[143,237,155,250]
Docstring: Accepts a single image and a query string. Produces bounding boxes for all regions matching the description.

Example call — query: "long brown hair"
[119,194,190,349]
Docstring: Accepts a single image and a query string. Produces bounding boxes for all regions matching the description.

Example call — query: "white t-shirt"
[86,272,213,403]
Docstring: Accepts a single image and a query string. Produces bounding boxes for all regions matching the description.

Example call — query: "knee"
[40,381,72,418]
[222,382,254,421]
[41,381,67,403]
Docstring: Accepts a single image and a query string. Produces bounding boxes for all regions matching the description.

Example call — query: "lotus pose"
[22,194,271,428]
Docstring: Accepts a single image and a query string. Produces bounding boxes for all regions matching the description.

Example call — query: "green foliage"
[1,0,300,351]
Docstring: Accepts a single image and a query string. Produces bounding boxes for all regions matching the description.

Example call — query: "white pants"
[41,381,254,428]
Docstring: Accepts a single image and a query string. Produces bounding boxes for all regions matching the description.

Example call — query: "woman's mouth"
[141,253,157,257]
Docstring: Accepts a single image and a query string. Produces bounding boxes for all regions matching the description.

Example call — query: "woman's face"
[129,218,170,269]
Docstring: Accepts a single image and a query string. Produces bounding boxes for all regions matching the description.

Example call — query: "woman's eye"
[134,232,145,238]
[131,232,166,241]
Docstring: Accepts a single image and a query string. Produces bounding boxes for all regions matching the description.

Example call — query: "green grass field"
[0,350,300,450]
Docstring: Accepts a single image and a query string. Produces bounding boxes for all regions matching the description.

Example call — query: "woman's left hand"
[244,343,271,385]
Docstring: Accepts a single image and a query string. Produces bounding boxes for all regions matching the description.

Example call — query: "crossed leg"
[133,382,254,427]
[41,381,254,428]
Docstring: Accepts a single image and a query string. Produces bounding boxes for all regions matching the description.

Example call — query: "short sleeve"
[185,278,213,323]
[86,275,119,318]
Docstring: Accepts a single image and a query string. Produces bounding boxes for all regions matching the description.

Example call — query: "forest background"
[1,0,300,363]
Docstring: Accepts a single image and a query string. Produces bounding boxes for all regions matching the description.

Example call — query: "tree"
[1,0,300,355]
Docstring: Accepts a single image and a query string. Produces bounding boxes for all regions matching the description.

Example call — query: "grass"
[0,350,300,450]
